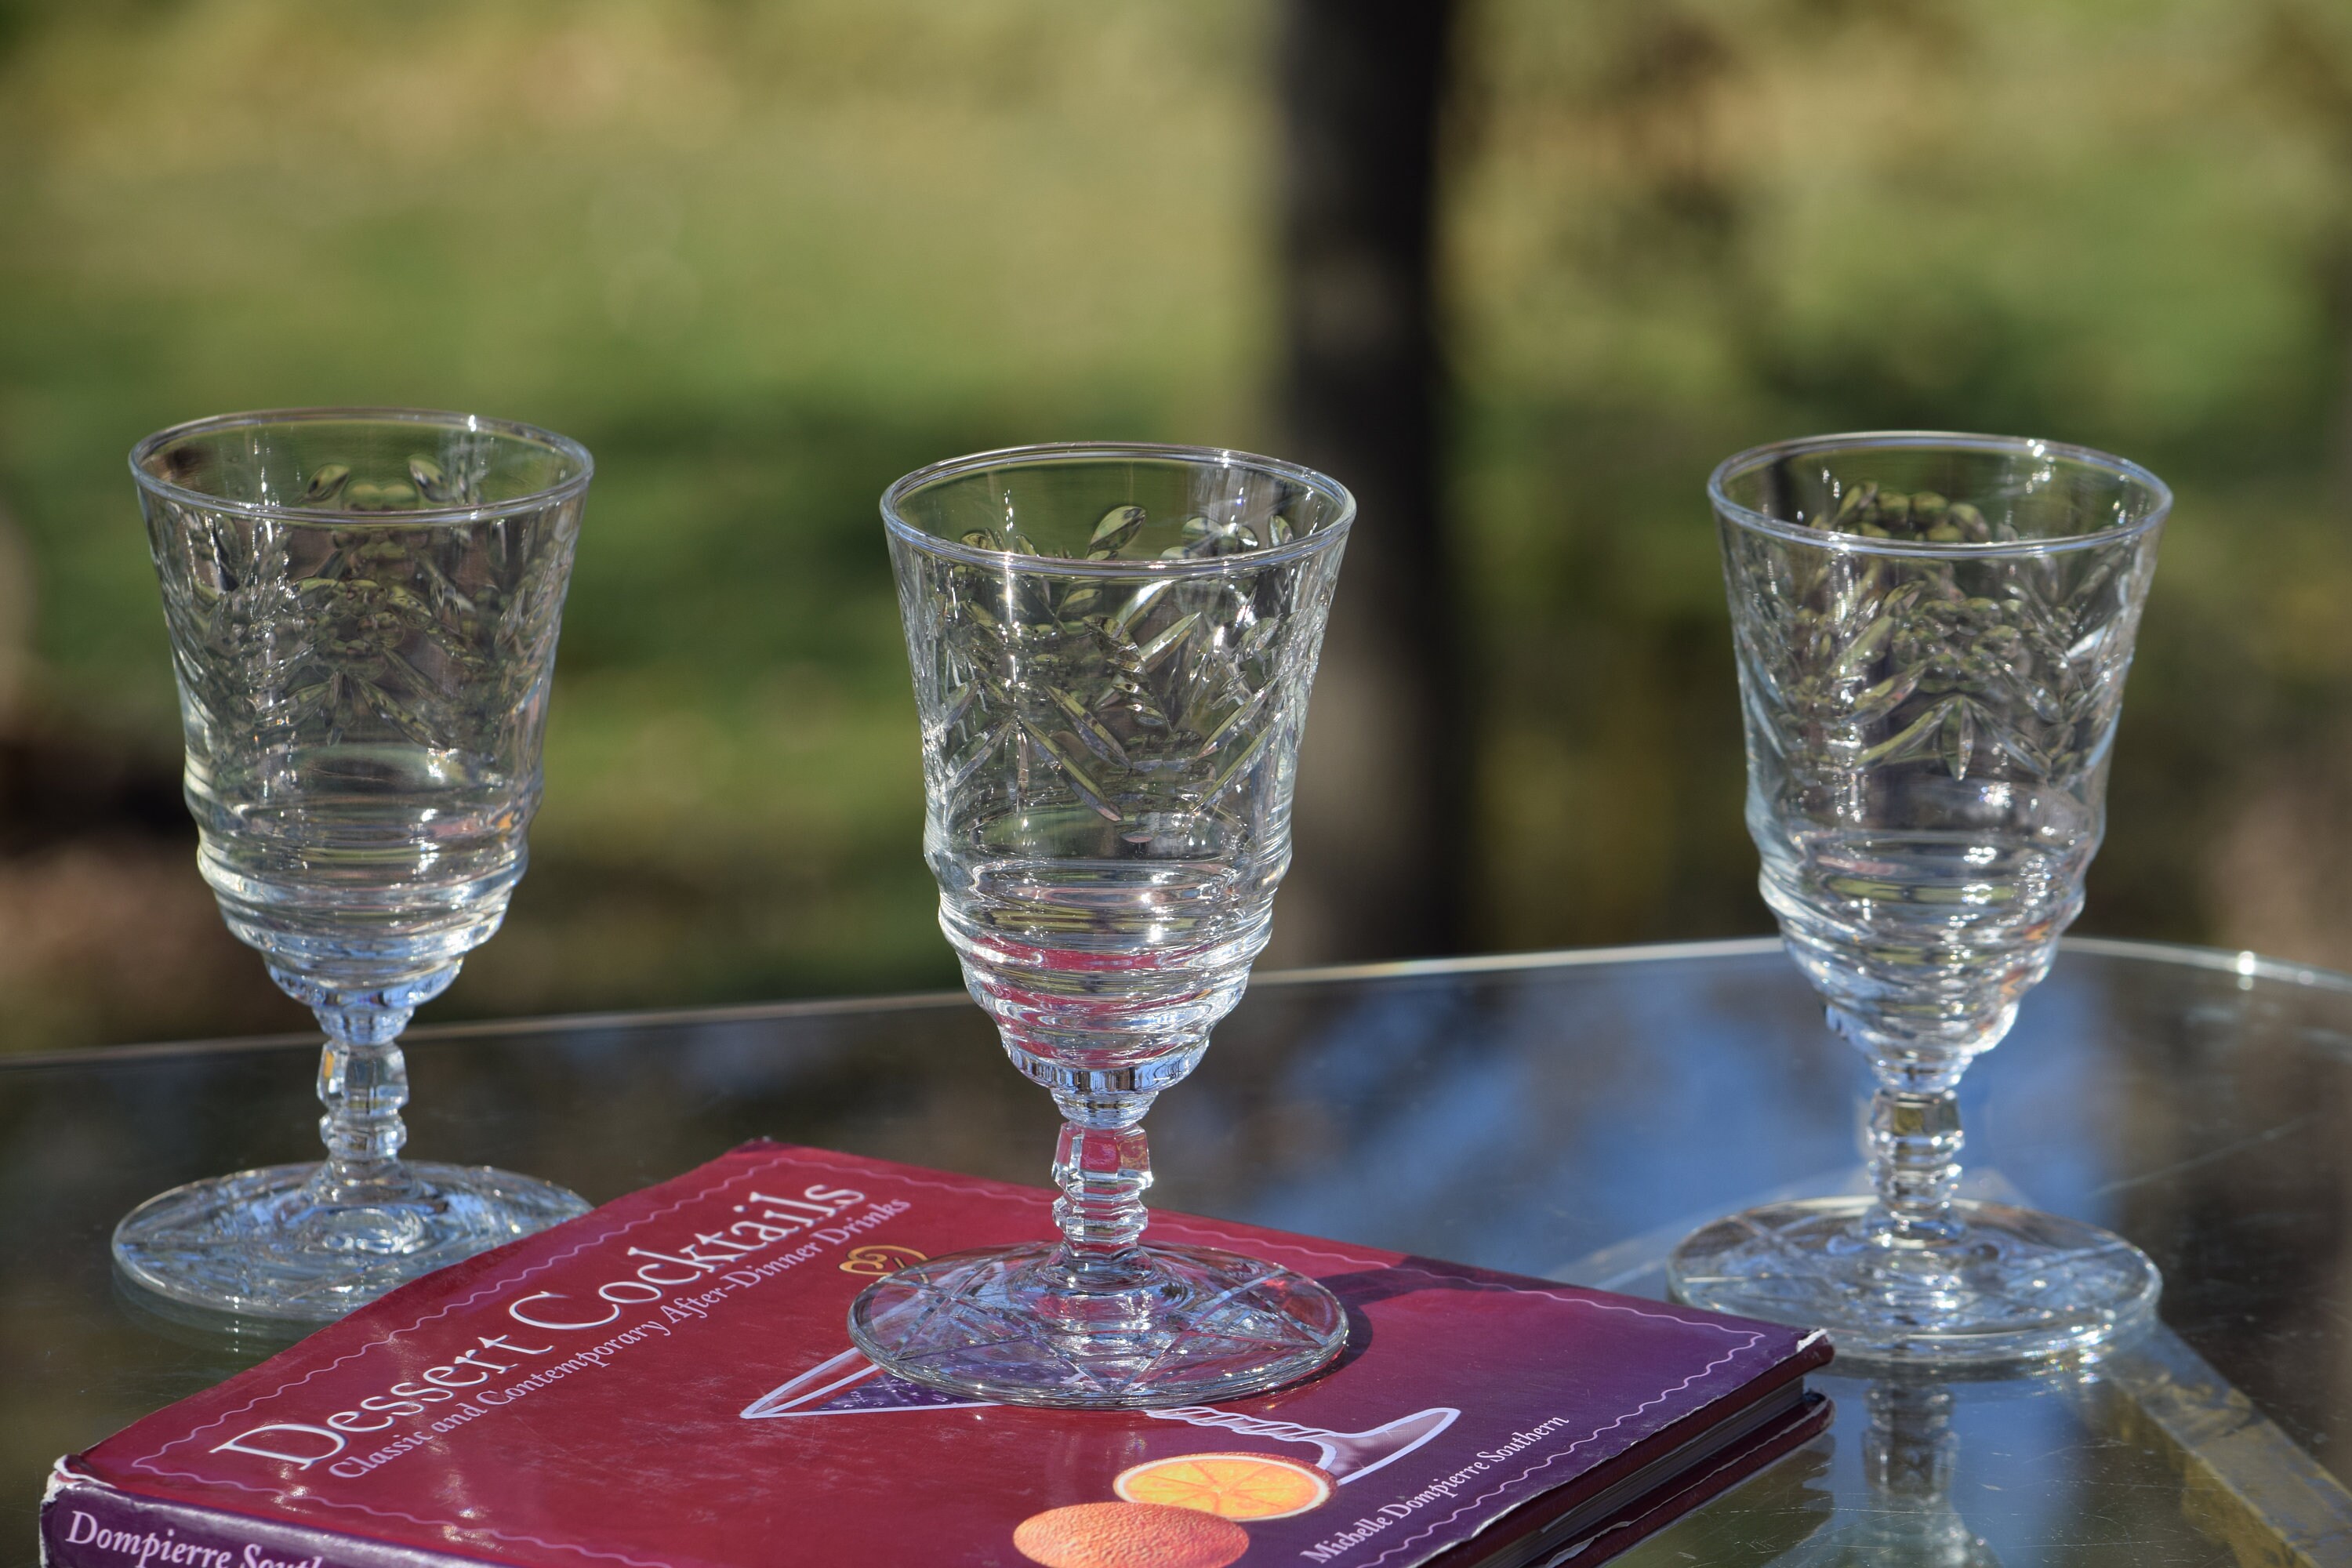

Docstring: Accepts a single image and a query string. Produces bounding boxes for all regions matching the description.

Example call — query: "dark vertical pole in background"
[1274,0,1464,963]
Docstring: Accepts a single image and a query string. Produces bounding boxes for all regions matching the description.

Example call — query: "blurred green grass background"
[4,0,2352,1051]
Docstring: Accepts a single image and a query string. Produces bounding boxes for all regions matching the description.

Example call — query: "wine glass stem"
[1865,1379,1958,1500]
[1050,1094,1153,1281]
[1867,1083,1965,1243]
[315,1011,417,1200]
[268,963,461,1210]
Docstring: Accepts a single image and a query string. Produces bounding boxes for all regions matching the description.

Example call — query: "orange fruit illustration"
[1012,1501,1250,1568]
[1114,1451,1335,1520]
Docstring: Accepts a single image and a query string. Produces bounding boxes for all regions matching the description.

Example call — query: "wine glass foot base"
[1667,1196,2160,1368]
[848,1240,1348,1409]
[112,1161,592,1324]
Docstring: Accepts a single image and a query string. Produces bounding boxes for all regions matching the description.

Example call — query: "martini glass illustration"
[743,1347,1457,1489]
[852,445,1354,1408]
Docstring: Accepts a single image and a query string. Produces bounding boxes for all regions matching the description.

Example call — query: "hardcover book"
[45,1142,1831,1568]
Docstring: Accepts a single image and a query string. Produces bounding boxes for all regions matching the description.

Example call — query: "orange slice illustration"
[1014,1501,1250,1568]
[1114,1450,1336,1520]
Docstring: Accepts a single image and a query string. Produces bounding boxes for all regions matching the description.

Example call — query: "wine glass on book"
[111,408,594,1322]
[850,443,1354,1408]
[1669,432,2169,1364]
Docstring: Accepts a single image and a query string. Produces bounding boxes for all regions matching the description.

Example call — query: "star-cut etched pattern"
[1670,1196,2160,1365]
[1724,489,2156,803]
[146,451,576,779]
[896,504,1339,851]
[848,1241,1348,1410]
[111,1160,589,1323]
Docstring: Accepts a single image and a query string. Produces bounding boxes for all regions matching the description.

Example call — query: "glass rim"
[1709,430,2172,558]
[880,441,1356,577]
[128,406,595,526]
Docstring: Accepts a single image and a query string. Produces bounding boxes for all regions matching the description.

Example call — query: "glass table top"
[5,937,2350,1565]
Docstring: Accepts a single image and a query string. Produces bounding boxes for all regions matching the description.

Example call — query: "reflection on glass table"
[4,938,2351,1565]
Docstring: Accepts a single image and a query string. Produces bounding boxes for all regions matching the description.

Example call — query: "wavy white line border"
[108,1144,1784,1568]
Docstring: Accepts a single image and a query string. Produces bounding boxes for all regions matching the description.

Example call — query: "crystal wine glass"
[849,443,1354,1407]
[1669,432,2169,1365]
[112,408,594,1322]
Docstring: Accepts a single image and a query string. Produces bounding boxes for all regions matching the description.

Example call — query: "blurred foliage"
[0,0,1272,1045]
[1451,0,2352,964]
[4,0,2352,1050]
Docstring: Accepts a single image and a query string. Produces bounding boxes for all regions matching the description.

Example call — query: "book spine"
[42,1465,479,1568]
[1544,1393,1835,1568]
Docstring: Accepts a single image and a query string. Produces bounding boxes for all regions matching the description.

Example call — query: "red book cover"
[44,1142,1831,1568]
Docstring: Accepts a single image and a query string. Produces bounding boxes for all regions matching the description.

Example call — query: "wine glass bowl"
[849,444,1353,1408]
[111,408,594,1322]
[1669,433,2169,1366]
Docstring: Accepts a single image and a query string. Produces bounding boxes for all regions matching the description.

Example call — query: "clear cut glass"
[1668,432,2170,1366]
[849,443,1354,1407]
[111,408,594,1322]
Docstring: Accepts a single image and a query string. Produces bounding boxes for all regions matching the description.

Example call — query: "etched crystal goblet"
[112,408,594,1321]
[849,443,1354,1407]
[1668,433,2169,1365]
